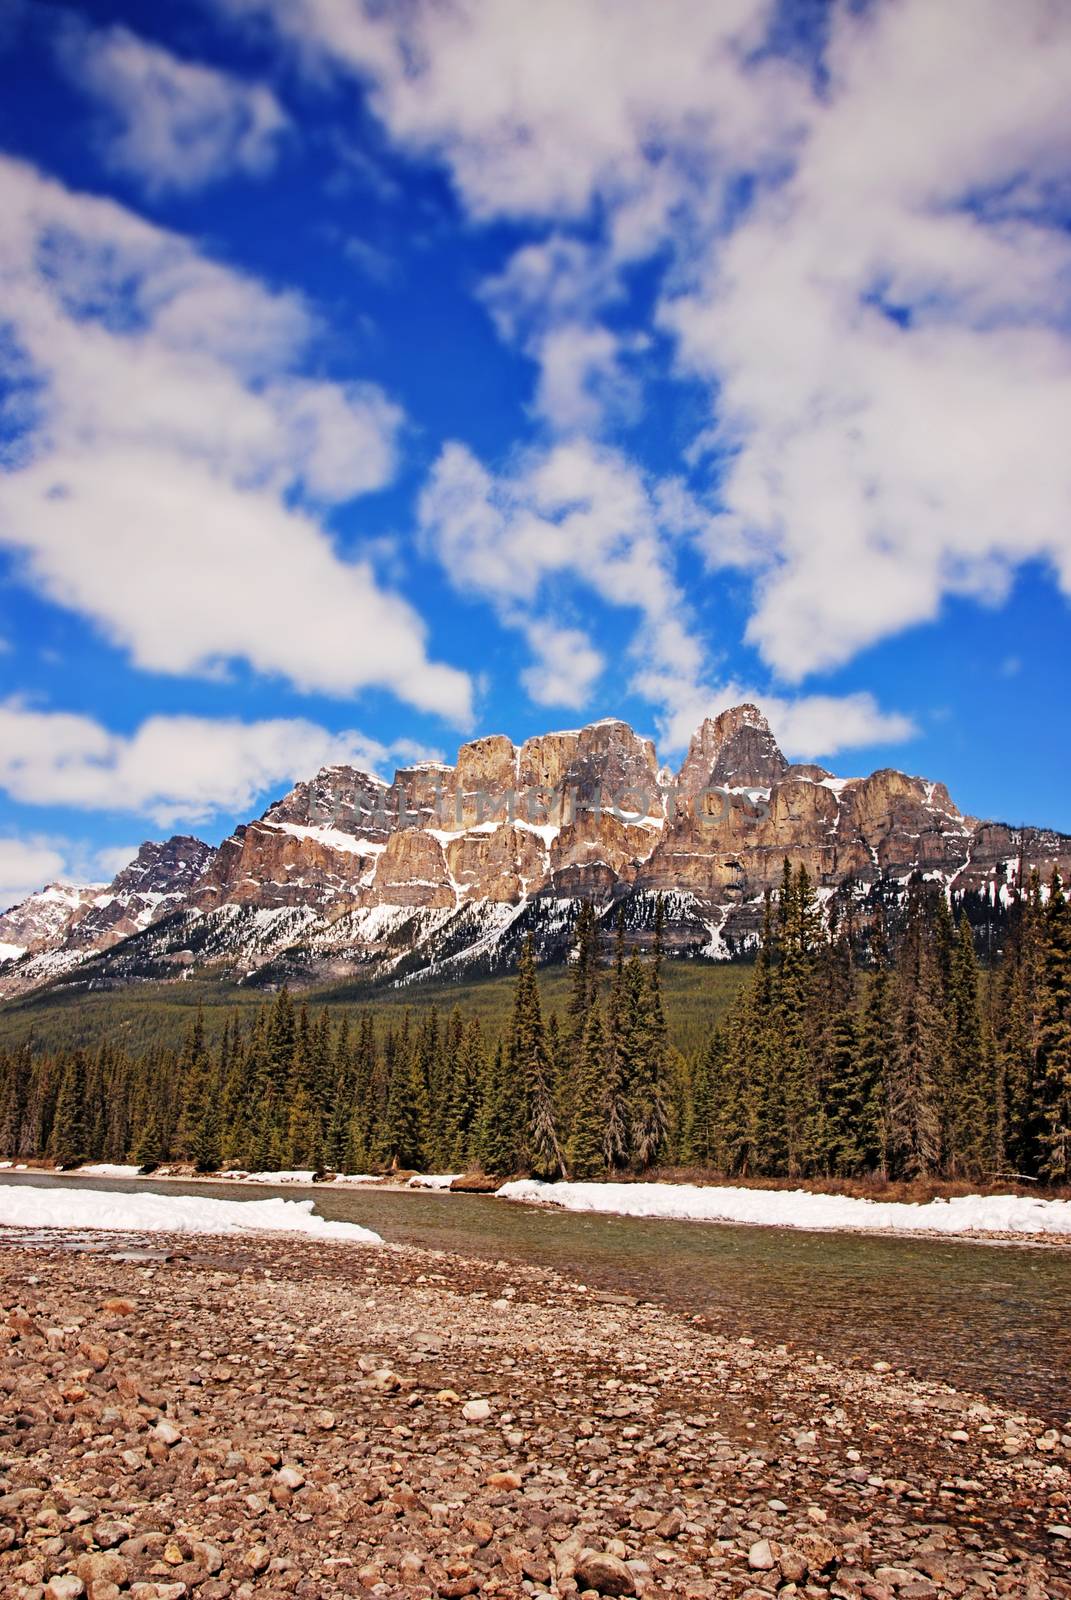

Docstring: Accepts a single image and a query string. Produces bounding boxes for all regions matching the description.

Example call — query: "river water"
[2,1172,1068,1424]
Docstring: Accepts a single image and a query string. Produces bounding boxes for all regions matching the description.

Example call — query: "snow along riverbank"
[0,1185,383,1243]
[497,1179,1071,1238]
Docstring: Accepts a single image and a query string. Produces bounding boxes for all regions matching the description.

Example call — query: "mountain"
[1,705,1069,1001]
[0,837,214,997]
[0,882,109,964]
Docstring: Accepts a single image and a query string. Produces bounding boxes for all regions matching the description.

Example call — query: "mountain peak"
[679,702,789,792]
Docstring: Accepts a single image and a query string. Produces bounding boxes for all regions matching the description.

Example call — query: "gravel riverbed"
[1,1231,1069,1600]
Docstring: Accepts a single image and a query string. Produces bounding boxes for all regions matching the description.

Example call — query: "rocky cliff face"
[0,838,213,997]
[0,883,108,961]
[2,706,1069,998]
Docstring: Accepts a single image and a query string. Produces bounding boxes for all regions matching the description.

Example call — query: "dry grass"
[635,1165,1071,1203]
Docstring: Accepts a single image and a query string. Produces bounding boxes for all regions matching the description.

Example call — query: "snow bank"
[331,1173,382,1185]
[496,1180,1071,1238]
[218,1170,317,1185]
[407,1173,461,1190]
[0,1185,382,1243]
[76,1164,143,1178]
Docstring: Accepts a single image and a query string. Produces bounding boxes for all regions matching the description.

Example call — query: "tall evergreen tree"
[568,1001,609,1180]
[1035,870,1071,1182]
[509,936,565,1179]
[51,1052,89,1168]
[888,880,944,1177]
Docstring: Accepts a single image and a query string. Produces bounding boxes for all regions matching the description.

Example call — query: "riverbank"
[5,1162,1071,1245]
[1,1231,1070,1600]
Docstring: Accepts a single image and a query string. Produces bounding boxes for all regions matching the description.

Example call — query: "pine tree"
[773,863,823,1177]
[51,1053,89,1168]
[602,912,631,1170]
[945,910,992,1178]
[445,1017,484,1168]
[568,1001,609,1179]
[888,880,944,1178]
[509,936,565,1179]
[854,911,895,1176]
[992,873,1041,1174]
[1035,870,1071,1182]
[629,899,669,1170]
[382,1033,429,1170]
[475,1040,517,1176]
[176,1007,210,1162]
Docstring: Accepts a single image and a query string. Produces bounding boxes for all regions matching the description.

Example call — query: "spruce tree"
[568,1001,609,1180]
[51,1053,89,1168]
[992,874,1041,1174]
[509,936,565,1179]
[888,880,944,1177]
[629,901,669,1169]
[1035,870,1071,1182]
[946,910,992,1177]
[382,1034,429,1170]
[475,1040,517,1176]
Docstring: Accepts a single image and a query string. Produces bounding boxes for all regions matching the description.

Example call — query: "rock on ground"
[1,1230,1069,1599]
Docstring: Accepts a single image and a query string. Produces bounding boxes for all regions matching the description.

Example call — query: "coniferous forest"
[2,864,1070,1188]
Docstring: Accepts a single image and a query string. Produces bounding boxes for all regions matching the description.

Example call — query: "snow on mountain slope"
[2,706,1069,1001]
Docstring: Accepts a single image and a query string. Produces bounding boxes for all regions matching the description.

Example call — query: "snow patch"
[407,1173,461,1190]
[218,1169,317,1184]
[496,1180,1071,1238]
[75,1163,143,1178]
[272,823,386,857]
[0,1184,382,1242]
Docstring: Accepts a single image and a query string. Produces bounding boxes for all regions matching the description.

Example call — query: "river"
[2,1171,1068,1424]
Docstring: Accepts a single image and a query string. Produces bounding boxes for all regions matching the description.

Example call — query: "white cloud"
[57,21,289,195]
[0,837,69,913]
[631,663,916,762]
[0,700,421,828]
[0,155,471,722]
[91,844,142,879]
[480,236,637,433]
[209,0,798,220]
[420,437,912,751]
[520,620,604,709]
[211,0,1071,694]
[660,0,1071,679]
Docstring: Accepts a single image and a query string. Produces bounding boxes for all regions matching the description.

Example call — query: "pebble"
[0,1235,1066,1600]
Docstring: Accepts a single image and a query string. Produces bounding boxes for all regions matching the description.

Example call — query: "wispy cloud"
[56,19,289,195]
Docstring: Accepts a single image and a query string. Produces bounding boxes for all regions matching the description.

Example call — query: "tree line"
[692,864,1071,1183]
[1,868,1068,1185]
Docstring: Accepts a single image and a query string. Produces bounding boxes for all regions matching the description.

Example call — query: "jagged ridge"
[1,706,1069,999]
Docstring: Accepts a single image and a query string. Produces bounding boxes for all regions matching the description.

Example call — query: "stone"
[573,1549,638,1596]
[796,1533,839,1572]
[748,1540,776,1571]
[462,1398,491,1423]
[45,1579,85,1600]
[486,1469,522,1489]
[74,1555,129,1589]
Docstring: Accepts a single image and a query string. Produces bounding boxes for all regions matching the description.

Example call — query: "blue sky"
[1,0,1070,905]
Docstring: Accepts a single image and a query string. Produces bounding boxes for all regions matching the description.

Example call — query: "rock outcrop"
[1,705,1069,997]
[0,882,107,961]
